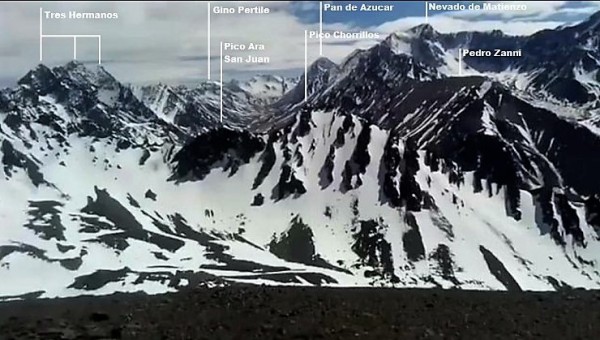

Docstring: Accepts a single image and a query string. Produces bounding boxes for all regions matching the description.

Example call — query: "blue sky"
[292,1,425,26]
[291,1,600,27]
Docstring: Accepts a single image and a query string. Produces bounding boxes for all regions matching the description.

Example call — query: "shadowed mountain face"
[372,13,600,108]
[1,12,600,300]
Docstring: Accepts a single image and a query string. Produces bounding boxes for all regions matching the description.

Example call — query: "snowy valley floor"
[1,286,599,339]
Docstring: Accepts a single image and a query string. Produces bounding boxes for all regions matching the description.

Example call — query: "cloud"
[375,15,566,36]
[0,1,364,85]
[0,1,597,87]
[289,1,320,12]
[443,1,568,20]
[376,1,600,36]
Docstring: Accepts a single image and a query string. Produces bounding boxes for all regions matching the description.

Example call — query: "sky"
[1,1,600,87]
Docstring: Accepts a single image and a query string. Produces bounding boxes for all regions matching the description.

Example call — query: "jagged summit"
[10,60,295,135]
[309,56,337,70]
[2,10,600,299]
[63,60,87,69]
[374,11,600,107]
[17,64,58,94]
[408,23,439,38]
[306,56,338,82]
[273,56,339,111]
[18,61,117,93]
[574,9,600,31]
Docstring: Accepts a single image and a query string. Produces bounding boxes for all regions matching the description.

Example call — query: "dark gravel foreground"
[1,286,600,339]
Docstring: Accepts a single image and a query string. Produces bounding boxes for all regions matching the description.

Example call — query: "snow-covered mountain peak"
[15,61,135,111]
[60,60,114,83]
[17,64,60,94]
[246,74,284,83]
[573,10,600,33]
[408,23,439,39]
[489,29,505,37]
[309,57,337,73]
[231,74,298,104]
[369,13,600,112]
[273,57,340,111]
[132,71,300,134]
[2,13,600,300]
[382,31,415,56]
[307,57,339,84]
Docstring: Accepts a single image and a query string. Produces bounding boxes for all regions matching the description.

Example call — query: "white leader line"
[39,7,43,61]
[458,48,462,76]
[208,2,211,80]
[42,34,101,38]
[304,30,308,102]
[319,1,323,56]
[40,7,103,64]
[220,41,223,123]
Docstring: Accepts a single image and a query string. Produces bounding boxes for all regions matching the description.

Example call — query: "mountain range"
[1,11,600,300]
